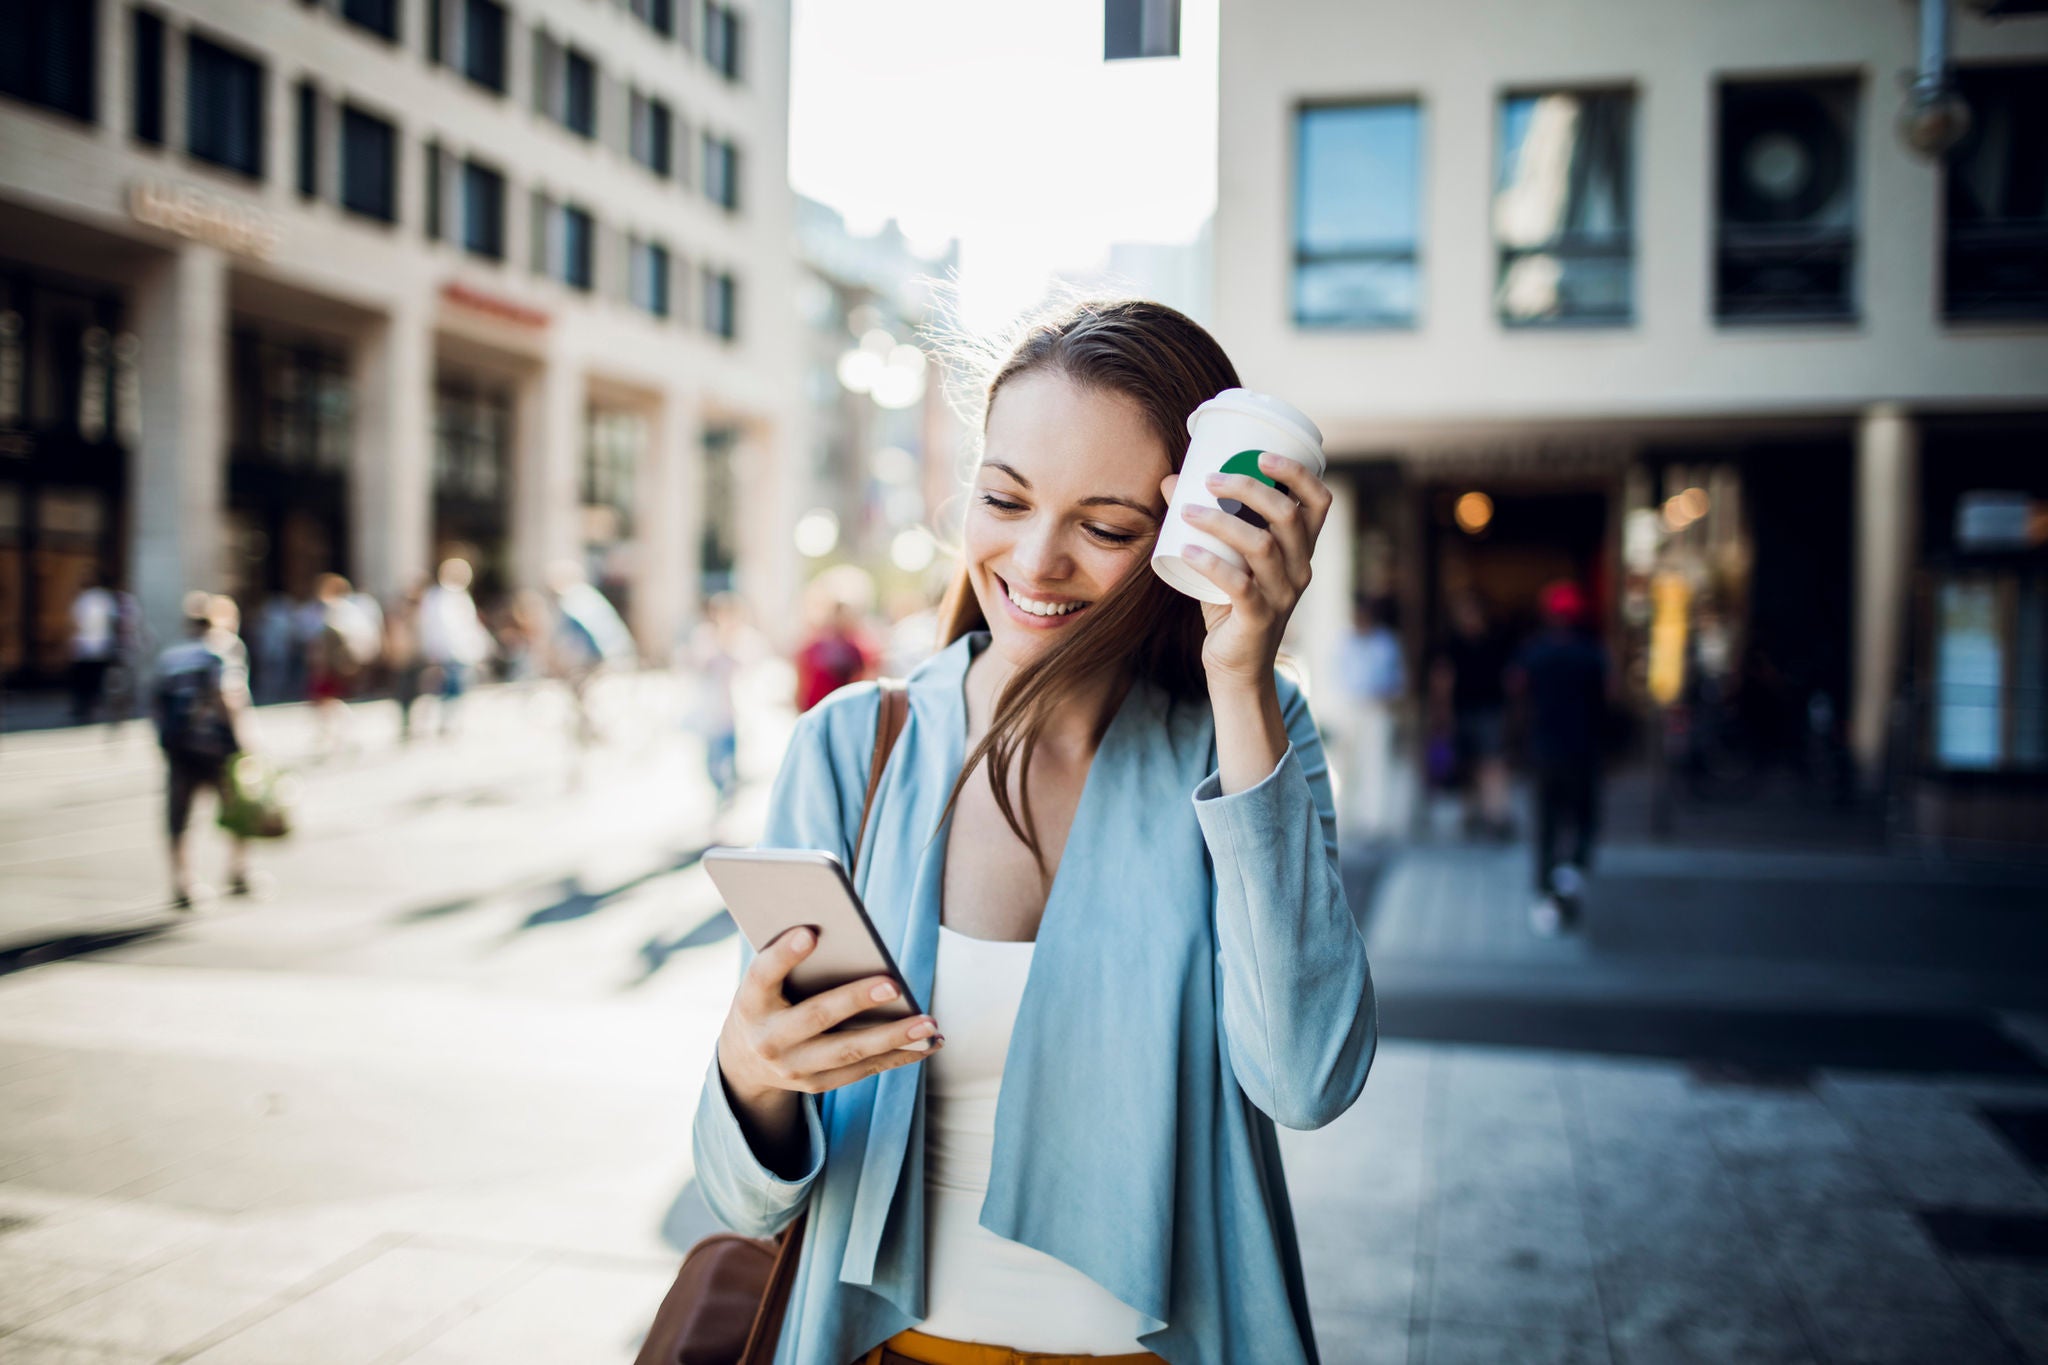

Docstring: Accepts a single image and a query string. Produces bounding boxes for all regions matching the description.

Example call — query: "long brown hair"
[933,298,1241,878]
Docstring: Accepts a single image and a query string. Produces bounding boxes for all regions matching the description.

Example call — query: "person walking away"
[67,573,119,723]
[384,581,428,743]
[153,592,254,910]
[1514,581,1609,936]
[1435,590,1514,839]
[418,558,491,736]
[545,560,636,747]
[1335,593,1406,841]
[307,573,377,755]
[793,566,881,714]
[687,592,756,807]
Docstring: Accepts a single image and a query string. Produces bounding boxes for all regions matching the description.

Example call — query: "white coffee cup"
[1152,388,1327,604]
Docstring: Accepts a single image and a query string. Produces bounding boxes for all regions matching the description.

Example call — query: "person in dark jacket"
[1514,581,1609,936]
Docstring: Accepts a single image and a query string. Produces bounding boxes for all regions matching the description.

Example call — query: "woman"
[694,300,1377,1364]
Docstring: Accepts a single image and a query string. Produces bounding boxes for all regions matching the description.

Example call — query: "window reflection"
[1294,102,1421,328]
[1495,90,1634,326]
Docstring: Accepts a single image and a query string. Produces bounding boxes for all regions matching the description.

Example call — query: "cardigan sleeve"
[1192,676,1378,1130]
[689,685,879,1235]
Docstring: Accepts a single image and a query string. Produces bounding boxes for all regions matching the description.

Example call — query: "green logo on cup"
[1220,449,1277,487]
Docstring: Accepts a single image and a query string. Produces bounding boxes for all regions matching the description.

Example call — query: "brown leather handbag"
[636,680,911,1365]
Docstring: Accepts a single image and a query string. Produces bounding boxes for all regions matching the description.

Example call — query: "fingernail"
[789,930,814,953]
[908,1019,936,1039]
[1183,504,1206,520]
[905,1038,933,1052]
[1260,451,1282,466]
[870,981,898,1003]
[1204,474,1225,490]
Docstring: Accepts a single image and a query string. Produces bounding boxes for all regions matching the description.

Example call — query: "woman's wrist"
[1209,671,1288,794]
[717,1036,808,1174]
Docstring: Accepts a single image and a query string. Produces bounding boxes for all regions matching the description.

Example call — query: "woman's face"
[967,370,1171,670]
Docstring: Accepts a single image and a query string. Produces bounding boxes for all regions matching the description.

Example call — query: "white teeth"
[1007,585,1085,617]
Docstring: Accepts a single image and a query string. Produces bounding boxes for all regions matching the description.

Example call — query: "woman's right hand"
[716,927,942,1138]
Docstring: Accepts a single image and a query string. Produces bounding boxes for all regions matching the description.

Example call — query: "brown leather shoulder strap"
[739,678,908,1365]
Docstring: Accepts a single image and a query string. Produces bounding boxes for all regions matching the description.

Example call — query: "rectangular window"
[342,0,399,42]
[630,239,670,317]
[340,104,396,223]
[703,133,740,211]
[631,0,675,38]
[560,205,593,290]
[460,158,505,260]
[132,9,166,145]
[1,1,97,123]
[563,47,596,137]
[1104,0,1179,61]
[458,0,506,94]
[187,33,266,179]
[704,2,742,82]
[630,92,672,176]
[1494,89,1634,326]
[295,80,319,198]
[424,140,443,240]
[1294,102,1421,328]
[531,191,551,274]
[1716,78,1859,323]
[703,267,737,339]
[1944,66,2048,321]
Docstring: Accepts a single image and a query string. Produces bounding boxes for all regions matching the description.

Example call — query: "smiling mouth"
[998,575,1092,621]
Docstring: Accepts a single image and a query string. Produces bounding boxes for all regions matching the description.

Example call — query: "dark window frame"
[631,91,673,177]
[186,31,267,181]
[1292,99,1423,330]
[1714,75,1861,326]
[295,79,319,198]
[339,102,398,224]
[132,9,166,145]
[341,0,401,44]
[459,157,506,261]
[631,238,671,317]
[562,47,596,138]
[457,0,507,94]
[704,2,742,82]
[1943,64,2048,323]
[0,1,98,124]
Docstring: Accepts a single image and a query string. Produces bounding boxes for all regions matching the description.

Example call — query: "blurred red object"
[1542,580,1588,625]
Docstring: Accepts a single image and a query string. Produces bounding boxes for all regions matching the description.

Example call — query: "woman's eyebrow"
[979,462,1159,521]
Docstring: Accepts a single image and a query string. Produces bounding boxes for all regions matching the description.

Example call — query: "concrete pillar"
[1290,474,1355,712]
[350,301,433,599]
[130,245,228,651]
[512,356,582,591]
[633,386,702,660]
[734,421,801,651]
[1851,403,1919,780]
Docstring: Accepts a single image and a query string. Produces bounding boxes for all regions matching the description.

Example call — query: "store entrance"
[1425,484,1611,654]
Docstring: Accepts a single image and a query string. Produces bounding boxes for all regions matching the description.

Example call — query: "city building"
[0,0,799,679]
[1216,0,2048,844]
[794,196,964,603]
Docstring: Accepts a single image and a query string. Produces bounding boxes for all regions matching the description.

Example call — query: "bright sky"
[789,0,1219,331]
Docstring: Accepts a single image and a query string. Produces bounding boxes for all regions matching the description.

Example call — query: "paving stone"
[1801,1298,2020,1365]
[1756,1204,1975,1316]
[180,1242,534,1365]
[0,1337,159,1364]
[1432,1193,1591,1269]
[1822,1075,2048,1211]
[391,1258,676,1364]
[1947,1258,2048,1365]
[1309,1311,1411,1365]
[1424,1251,1604,1335]
[0,1201,219,1272]
[1424,1320,1613,1365]
[1301,1252,1418,1323]
[0,1253,126,1331]
[21,1259,283,1355]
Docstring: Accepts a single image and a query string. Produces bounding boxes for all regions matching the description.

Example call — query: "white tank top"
[919,925,1151,1352]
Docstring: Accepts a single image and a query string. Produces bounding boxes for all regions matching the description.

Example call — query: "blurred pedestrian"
[152,592,254,910]
[384,580,428,743]
[1434,589,1514,839]
[254,592,300,703]
[102,582,150,730]
[546,559,636,747]
[1514,581,1609,936]
[1335,593,1405,841]
[66,571,118,723]
[307,573,377,755]
[794,565,880,713]
[688,592,758,807]
[418,558,491,736]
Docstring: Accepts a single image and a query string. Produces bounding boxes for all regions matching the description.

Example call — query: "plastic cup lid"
[1187,389,1325,465]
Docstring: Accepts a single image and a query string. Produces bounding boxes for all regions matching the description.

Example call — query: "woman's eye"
[978,493,1024,513]
[1087,526,1140,545]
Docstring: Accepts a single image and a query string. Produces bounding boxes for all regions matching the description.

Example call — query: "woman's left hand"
[1160,452,1333,692]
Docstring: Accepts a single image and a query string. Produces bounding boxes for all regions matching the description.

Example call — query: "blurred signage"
[441,283,549,329]
[1956,490,2046,551]
[128,181,279,258]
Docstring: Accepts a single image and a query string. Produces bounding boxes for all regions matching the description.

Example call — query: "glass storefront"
[582,405,645,614]
[433,371,513,605]
[226,327,353,607]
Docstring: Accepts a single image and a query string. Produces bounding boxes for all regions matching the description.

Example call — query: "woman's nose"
[1011,520,1071,582]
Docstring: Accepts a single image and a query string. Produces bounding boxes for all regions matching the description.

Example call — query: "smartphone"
[702,846,922,1030]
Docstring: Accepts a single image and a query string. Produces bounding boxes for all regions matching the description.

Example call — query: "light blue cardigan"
[692,631,1376,1364]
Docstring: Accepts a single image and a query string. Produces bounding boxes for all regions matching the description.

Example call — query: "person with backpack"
[153,592,255,910]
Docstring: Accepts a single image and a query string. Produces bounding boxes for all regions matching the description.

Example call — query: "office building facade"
[0,0,799,676]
